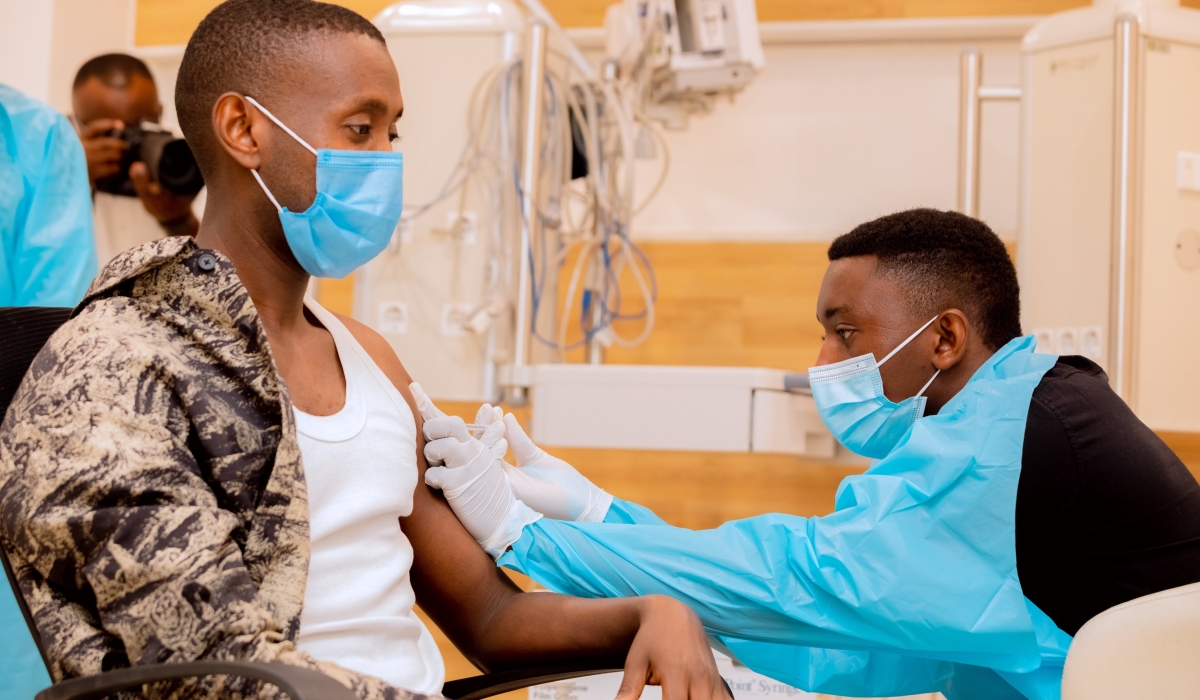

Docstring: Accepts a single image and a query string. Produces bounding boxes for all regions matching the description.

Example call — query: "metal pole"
[509,22,548,404]
[958,49,1021,219]
[1109,14,1140,405]
[958,48,982,217]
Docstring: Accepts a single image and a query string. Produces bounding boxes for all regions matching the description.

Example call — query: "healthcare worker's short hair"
[828,208,1021,351]
[174,0,387,174]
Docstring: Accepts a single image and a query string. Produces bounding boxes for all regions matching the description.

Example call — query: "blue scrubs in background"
[1,83,97,699]
[0,83,97,307]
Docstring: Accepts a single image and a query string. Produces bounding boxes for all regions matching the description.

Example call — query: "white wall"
[46,0,136,113]
[0,1,57,102]
[0,0,132,112]
[626,35,1023,242]
[118,16,1030,245]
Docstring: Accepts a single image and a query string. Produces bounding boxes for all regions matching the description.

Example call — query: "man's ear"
[211,93,263,171]
[932,310,971,371]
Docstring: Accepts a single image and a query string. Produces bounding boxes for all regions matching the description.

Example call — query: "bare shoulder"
[332,311,414,391]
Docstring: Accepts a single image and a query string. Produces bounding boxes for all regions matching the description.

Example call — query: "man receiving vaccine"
[416,208,1200,700]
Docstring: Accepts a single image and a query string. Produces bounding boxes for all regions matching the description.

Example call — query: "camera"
[95,122,204,198]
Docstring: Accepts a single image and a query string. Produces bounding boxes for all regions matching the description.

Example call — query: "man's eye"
[837,329,854,340]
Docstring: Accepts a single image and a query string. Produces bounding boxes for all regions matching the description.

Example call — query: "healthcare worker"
[0,82,96,700]
[0,83,97,307]
[415,208,1200,700]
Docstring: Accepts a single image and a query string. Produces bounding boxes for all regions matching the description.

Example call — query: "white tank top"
[294,298,444,694]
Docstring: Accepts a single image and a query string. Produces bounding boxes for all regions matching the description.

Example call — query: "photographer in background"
[73,54,204,265]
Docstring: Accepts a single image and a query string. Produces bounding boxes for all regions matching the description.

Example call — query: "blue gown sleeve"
[592,497,1029,699]
[499,510,1040,699]
[602,497,668,525]
[9,112,97,307]
[501,506,1039,669]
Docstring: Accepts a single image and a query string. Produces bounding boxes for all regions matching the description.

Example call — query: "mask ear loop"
[878,315,940,367]
[915,368,940,398]
[250,170,282,212]
[243,95,319,156]
[243,95,319,213]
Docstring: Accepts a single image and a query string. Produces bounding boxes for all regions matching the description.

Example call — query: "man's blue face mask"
[808,315,941,459]
[245,95,404,279]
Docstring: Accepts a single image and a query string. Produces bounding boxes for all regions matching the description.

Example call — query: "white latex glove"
[411,383,538,558]
[410,382,507,458]
[501,413,613,522]
[422,416,540,558]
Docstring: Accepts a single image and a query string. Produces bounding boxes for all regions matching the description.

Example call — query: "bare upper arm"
[333,312,521,664]
[335,312,415,396]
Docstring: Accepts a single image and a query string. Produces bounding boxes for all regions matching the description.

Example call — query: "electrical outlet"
[1032,328,1055,354]
[441,302,474,336]
[387,219,413,254]
[1080,326,1104,361]
[378,302,409,335]
[445,211,477,246]
[1178,229,1200,271]
[1055,327,1080,356]
[1178,151,1200,192]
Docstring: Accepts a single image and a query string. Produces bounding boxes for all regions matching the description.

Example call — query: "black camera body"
[95,123,204,198]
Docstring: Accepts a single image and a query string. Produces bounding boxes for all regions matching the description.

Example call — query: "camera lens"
[156,139,205,196]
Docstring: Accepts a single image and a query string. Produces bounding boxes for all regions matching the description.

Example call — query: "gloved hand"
[411,384,539,558]
[410,382,507,459]
[500,413,613,522]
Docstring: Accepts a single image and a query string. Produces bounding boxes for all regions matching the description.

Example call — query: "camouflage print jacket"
[0,237,419,700]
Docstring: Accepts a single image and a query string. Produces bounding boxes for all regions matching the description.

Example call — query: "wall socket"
[1055,327,1080,355]
[441,302,474,336]
[434,211,477,246]
[378,301,409,335]
[1031,326,1103,361]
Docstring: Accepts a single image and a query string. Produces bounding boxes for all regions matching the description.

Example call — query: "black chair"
[0,306,620,700]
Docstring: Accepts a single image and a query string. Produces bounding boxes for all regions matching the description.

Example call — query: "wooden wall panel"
[135,0,1200,45]
[559,242,830,370]
[315,274,357,316]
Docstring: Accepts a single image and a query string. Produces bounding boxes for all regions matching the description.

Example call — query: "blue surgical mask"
[808,316,941,459]
[245,95,404,279]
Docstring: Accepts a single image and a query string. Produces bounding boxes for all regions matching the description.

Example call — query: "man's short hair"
[175,0,386,173]
[73,53,154,90]
[828,208,1022,351]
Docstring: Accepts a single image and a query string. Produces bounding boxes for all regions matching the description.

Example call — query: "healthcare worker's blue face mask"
[808,316,941,459]
[244,96,404,279]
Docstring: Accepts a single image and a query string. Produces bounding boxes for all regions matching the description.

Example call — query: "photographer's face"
[241,32,403,214]
[73,73,162,127]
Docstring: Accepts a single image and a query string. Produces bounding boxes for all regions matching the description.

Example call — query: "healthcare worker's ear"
[930,309,973,372]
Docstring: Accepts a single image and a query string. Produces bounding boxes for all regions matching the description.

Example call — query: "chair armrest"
[441,662,621,700]
[35,661,358,700]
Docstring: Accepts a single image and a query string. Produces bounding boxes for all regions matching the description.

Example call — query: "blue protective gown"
[500,336,1072,700]
[0,83,97,307]
[0,83,95,700]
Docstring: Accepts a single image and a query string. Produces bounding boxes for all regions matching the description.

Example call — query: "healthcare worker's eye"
[389,132,401,143]
[836,328,855,341]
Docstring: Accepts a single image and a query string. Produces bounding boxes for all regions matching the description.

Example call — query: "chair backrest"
[0,306,74,675]
[1061,581,1200,699]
